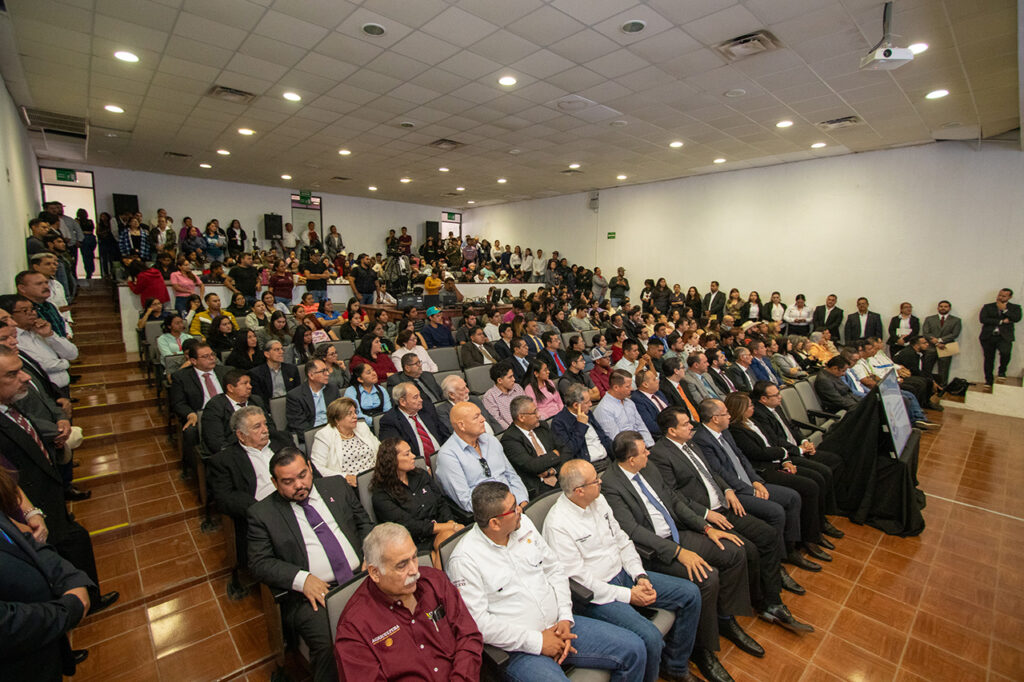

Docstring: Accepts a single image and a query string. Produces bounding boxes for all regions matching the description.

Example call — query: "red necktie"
[940,316,946,328]
[411,414,436,467]
[5,406,48,455]
[553,352,566,375]
[203,372,221,402]
[652,393,667,410]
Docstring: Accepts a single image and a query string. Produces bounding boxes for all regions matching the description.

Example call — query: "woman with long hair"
[225,292,251,319]
[350,335,397,384]
[225,329,263,370]
[344,362,392,425]
[287,325,315,364]
[206,315,236,354]
[522,358,564,419]
[725,288,744,320]
[771,336,808,381]
[309,397,380,485]
[257,310,291,349]
[170,256,204,314]
[315,299,344,329]
[609,327,628,364]
[740,291,765,324]
[313,343,350,392]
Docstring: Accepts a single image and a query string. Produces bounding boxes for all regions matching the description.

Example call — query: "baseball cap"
[426,306,442,317]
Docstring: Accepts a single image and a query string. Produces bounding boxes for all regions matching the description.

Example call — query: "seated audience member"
[492,322,515,360]
[895,335,943,399]
[285,358,341,436]
[225,293,252,321]
[544,459,702,682]
[557,349,600,402]
[245,300,271,330]
[350,335,397,384]
[771,337,808,381]
[481,359,525,430]
[2,295,78,394]
[852,340,936,428]
[814,356,860,412]
[370,444,463,567]
[551,383,613,470]
[747,340,781,386]
[436,375,501,435]
[458,325,499,368]
[391,328,438,373]
[508,337,531,383]
[630,369,671,438]
[287,326,316,365]
[312,343,350,392]
[521,318,544,357]
[343,362,392,426]
[422,306,455,348]
[843,297,884,342]
[660,356,701,424]
[257,311,292,350]
[205,315,237,355]
[724,347,757,392]
[208,406,294,565]
[156,313,194,362]
[309,397,380,484]
[434,402,529,512]
[189,292,237,337]
[499,396,571,497]
[612,339,648,388]
[0,465,95,682]
[445,481,647,681]
[704,349,735,396]
[805,331,837,365]
[249,340,300,405]
[536,331,569,377]
[336,310,366,341]
[593,369,655,447]
[200,369,273,453]
[379,383,450,467]
[247,448,373,682]
[522,358,564,420]
[453,311,480,346]
[681,352,723,405]
[225,329,264,371]
[483,309,502,341]
[570,306,594,332]
[170,341,230,462]
[334,523,482,679]
[16,269,69,338]
[387,352,443,402]
[599,431,759,682]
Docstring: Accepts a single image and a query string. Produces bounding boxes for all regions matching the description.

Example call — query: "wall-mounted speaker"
[425,220,439,240]
[264,213,283,240]
[112,193,139,216]
[588,191,599,212]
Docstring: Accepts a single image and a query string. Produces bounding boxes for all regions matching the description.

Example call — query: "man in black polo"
[301,250,334,303]
[348,253,379,305]
[226,252,261,307]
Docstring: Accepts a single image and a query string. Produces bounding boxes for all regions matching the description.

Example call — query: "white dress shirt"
[582,422,608,462]
[622,466,674,539]
[194,367,223,406]
[543,494,646,605]
[446,516,573,655]
[473,342,495,364]
[391,345,438,373]
[483,323,501,342]
[16,328,78,388]
[289,485,361,591]
[48,278,73,330]
[241,442,277,501]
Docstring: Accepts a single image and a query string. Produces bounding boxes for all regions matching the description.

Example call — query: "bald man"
[433,401,529,512]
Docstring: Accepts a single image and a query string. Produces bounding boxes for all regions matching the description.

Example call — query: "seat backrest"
[428,346,459,372]
[372,413,384,437]
[792,380,821,413]
[164,353,186,372]
[433,370,463,390]
[269,396,288,431]
[779,386,809,423]
[304,425,324,449]
[561,332,577,350]
[334,340,355,362]
[145,319,163,348]
[438,525,472,571]
[327,572,368,637]
[356,468,376,523]
[523,490,561,531]
[221,350,232,362]
[464,365,492,395]
[413,456,428,471]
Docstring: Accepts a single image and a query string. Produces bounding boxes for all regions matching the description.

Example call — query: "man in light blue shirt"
[434,401,529,512]
[592,369,654,447]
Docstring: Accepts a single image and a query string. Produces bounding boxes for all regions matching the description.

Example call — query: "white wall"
[465,142,1024,383]
[0,81,41,284]
[78,163,450,259]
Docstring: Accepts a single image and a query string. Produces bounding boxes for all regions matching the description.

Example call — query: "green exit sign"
[55,168,77,182]
[607,231,616,239]
[299,190,312,204]
[446,212,457,220]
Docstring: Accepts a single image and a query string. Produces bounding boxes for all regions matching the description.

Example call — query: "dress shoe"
[72,649,89,665]
[91,591,120,615]
[659,664,694,682]
[719,617,764,657]
[818,536,836,550]
[803,543,833,562]
[822,521,844,539]
[785,550,822,572]
[64,485,92,501]
[914,420,941,430]
[780,568,806,595]
[691,648,734,682]
[759,603,814,634]
[928,402,944,412]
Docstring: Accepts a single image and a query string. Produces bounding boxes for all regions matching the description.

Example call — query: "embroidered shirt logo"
[371,625,400,645]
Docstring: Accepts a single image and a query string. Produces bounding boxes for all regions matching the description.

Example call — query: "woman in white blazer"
[309,397,381,486]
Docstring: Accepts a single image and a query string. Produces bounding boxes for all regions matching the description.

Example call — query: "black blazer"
[887,315,921,349]
[249,362,301,406]
[247,476,373,593]
[0,412,70,539]
[601,459,708,565]
[284,383,341,434]
[843,311,883,343]
[751,403,803,459]
[727,424,788,472]
[386,371,443,404]
[493,339,513,360]
[371,468,455,550]
[812,305,844,337]
[702,291,725,319]
[690,425,761,494]
[894,347,928,377]
[738,301,764,324]
[458,341,499,369]
[648,438,730,518]
[708,367,738,396]
[169,364,231,421]
[979,302,1022,341]
[19,351,65,407]
[630,390,668,438]
[377,406,451,459]
[509,355,530,384]
[813,371,859,412]
[208,433,297,521]
[536,348,568,377]
[200,394,271,453]
[550,407,611,462]
[499,424,570,498]
[725,363,756,393]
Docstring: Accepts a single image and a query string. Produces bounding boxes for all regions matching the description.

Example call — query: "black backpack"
[944,378,969,396]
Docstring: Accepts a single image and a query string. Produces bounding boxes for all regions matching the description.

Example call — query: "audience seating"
[433,369,464,387]
[464,365,492,395]
[793,380,846,421]
[779,384,833,445]
[561,332,576,348]
[356,469,377,523]
[332,340,355,360]
[371,413,384,437]
[269,396,288,432]
[428,347,459,372]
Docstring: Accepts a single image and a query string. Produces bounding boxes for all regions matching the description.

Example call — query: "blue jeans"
[902,389,925,421]
[308,289,328,303]
[610,297,623,308]
[358,291,374,305]
[503,615,646,682]
[274,296,292,307]
[174,297,191,314]
[582,569,701,682]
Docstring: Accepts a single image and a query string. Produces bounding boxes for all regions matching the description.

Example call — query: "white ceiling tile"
[361,0,449,28]
[646,0,735,25]
[731,49,806,78]
[335,8,414,49]
[365,51,432,81]
[238,34,307,68]
[549,0,640,26]
[506,6,585,47]
[546,65,606,92]
[151,72,214,94]
[661,48,727,80]
[164,36,234,69]
[745,0,836,25]
[410,68,471,93]
[548,29,625,64]
[324,82,382,105]
[467,29,540,64]
[269,0,357,28]
[94,15,170,51]
[253,10,330,49]
[389,82,444,106]
[625,28,702,63]
[390,32,463,66]
[96,0,180,30]
[421,6,500,48]
[180,0,265,30]
[216,71,275,95]
[436,50,503,80]
[7,0,94,32]
[293,52,360,81]
[278,70,337,95]
[512,81,571,105]
[225,53,290,82]
[309,95,361,115]
[577,80,633,104]
[344,68,403,95]
[173,12,248,50]
[451,82,503,105]
[509,49,576,80]
[684,5,764,46]
[592,5,675,46]
[315,32,385,66]
[587,48,649,79]
[158,55,221,82]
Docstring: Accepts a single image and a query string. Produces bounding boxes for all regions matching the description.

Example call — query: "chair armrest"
[568,578,594,607]
[634,605,657,619]
[789,419,824,433]
[481,644,510,682]
[634,544,655,561]
[807,408,840,421]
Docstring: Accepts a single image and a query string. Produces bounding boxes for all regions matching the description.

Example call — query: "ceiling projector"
[860,46,914,70]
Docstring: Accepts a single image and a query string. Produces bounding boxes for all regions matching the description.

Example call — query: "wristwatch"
[634,574,649,585]
[24,507,46,521]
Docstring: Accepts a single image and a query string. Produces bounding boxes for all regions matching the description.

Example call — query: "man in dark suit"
[247,448,373,682]
[169,341,231,469]
[706,349,737,398]
[815,356,861,412]
[550,383,612,469]
[284,358,340,436]
[843,297,883,343]
[249,339,301,406]
[457,326,499,369]
[702,281,725,320]
[979,287,1022,386]
[601,430,763,682]
[725,347,757,392]
[492,323,514,360]
[748,340,782,386]
[895,336,939,403]
[508,337,531,383]
[499,395,571,497]
[660,356,701,425]
[920,300,961,384]
[377,382,450,467]
[811,294,843,338]
[630,368,671,438]
[435,374,503,435]
[536,330,570,377]
[200,369,276,453]
[386,352,443,403]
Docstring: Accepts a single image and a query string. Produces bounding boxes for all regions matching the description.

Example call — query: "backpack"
[944,378,969,396]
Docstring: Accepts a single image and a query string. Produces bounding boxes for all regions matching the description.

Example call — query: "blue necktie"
[701,374,717,397]
[717,436,752,485]
[632,474,679,542]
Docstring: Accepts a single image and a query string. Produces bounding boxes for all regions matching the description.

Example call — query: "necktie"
[480,345,495,364]
[760,359,779,385]
[552,352,566,375]
[632,474,679,542]
[682,445,725,509]
[701,374,717,397]
[5,406,48,456]
[717,435,752,485]
[203,372,220,400]
[528,429,545,455]
[719,369,736,392]
[940,316,946,328]
[772,409,798,446]
[297,498,354,585]
[651,393,667,411]
[676,384,700,423]
[410,414,436,467]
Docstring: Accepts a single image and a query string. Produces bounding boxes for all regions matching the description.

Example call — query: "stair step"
[76,397,159,417]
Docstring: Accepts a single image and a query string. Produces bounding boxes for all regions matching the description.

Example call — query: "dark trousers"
[717,506,782,608]
[981,337,1013,384]
[51,516,101,601]
[738,484,800,551]
[902,375,932,407]
[283,597,338,682]
[79,236,97,278]
[644,530,750,652]
[791,453,839,515]
[922,349,953,385]
[757,474,821,545]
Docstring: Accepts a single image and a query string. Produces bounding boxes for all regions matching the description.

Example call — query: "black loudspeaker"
[112,193,139,216]
[264,214,283,240]
[425,220,439,240]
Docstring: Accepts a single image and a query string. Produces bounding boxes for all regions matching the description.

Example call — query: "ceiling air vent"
[207,85,257,105]
[330,176,351,181]
[429,138,464,151]
[21,107,88,135]
[714,30,782,62]
[816,116,862,131]
[560,169,583,175]
[441,192,462,197]
[163,151,192,159]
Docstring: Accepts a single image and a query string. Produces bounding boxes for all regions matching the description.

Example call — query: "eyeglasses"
[575,479,601,490]
[478,457,491,477]
[492,504,519,520]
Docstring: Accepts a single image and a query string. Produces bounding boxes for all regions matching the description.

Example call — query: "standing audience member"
[978,288,1020,387]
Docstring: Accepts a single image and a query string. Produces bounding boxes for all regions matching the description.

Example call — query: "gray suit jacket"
[920,314,961,345]
[681,370,722,406]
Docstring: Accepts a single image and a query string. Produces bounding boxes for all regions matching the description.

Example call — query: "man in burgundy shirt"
[335,523,482,680]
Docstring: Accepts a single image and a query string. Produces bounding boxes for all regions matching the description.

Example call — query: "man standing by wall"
[979,288,1021,387]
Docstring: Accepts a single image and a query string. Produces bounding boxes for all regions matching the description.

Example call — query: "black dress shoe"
[659,664,694,682]
[759,603,814,634]
[91,591,120,615]
[785,550,822,572]
[64,485,92,501]
[72,649,89,665]
[803,543,833,562]
[719,617,764,657]
[818,536,836,550]
[780,568,806,595]
[822,521,845,538]
[691,647,735,682]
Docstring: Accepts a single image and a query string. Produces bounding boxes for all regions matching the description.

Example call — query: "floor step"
[76,396,159,417]
[73,359,140,374]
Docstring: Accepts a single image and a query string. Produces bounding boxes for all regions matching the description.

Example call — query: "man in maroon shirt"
[335,523,482,680]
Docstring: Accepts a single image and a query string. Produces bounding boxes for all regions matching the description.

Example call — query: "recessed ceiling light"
[568,163,580,169]
[669,141,684,148]
[113,51,138,63]
[283,92,301,102]
[199,163,212,169]
[238,128,255,135]
[217,149,230,155]
[498,76,517,86]
[925,89,949,99]
[908,43,929,54]
[399,121,416,128]
[621,20,647,34]
[338,149,351,156]
[281,174,292,180]
[508,148,521,155]
[724,88,747,98]
[776,120,794,128]
[400,177,412,183]
[610,120,628,127]
[456,186,465,191]
[811,142,827,149]
[467,200,476,204]
[616,174,627,180]
[713,158,726,164]
[496,178,507,183]
[104,132,118,138]
[104,104,124,113]
[362,23,385,36]
[438,167,450,172]
[368,186,378,191]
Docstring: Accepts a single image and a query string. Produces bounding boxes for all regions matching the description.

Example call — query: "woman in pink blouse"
[169,256,204,314]
[522,358,563,420]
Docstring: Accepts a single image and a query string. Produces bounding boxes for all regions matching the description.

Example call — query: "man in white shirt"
[593,370,654,447]
[544,460,701,682]
[7,296,78,393]
[30,253,73,336]
[483,309,502,342]
[281,222,298,250]
[446,481,647,681]
[532,248,546,282]
[612,339,651,390]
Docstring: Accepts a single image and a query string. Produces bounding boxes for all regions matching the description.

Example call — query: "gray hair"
[558,459,589,495]
[440,374,464,399]
[391,381,416,403]
[809,332,824,343]
[509,396,535,421]
[230,405,266,434]
[562,383,588,408]
[262,339,283,352]
[362,522,413,574]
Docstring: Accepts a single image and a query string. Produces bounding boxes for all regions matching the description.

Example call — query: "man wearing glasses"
[446,481,647,681]
[169,341,230,472]
[543,459,702,682]
[434,402,529,513]
[285,358,341,437]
